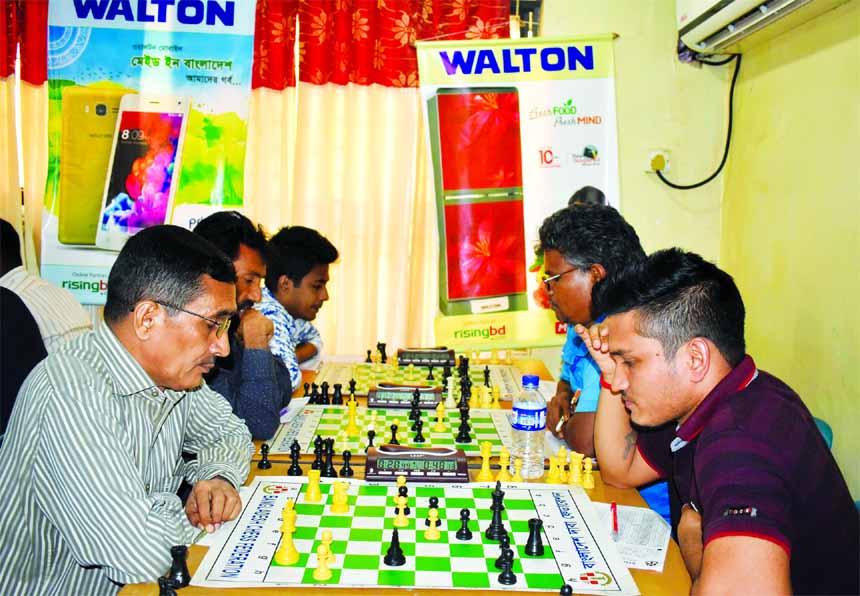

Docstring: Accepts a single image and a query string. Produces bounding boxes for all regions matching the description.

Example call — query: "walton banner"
[41,0,255,304]
[417,35,619,350]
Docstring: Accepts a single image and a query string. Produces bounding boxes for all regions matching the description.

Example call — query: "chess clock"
[367,383,442,409]
[396,348,456,367]
[365,445,469,483]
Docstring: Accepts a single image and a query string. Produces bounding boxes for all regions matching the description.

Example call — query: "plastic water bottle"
[511,374,546,479]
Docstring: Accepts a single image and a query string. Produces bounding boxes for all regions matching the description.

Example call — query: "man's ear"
[131,300,161,340]
[278,274,295,293]
[590,263,607,284]
[685,338,711,383]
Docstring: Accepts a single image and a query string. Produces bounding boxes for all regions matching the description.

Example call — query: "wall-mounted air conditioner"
[677,0,850,54]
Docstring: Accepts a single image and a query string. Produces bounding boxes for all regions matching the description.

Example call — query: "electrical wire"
[697,54,735,66]
[655,54,742,190]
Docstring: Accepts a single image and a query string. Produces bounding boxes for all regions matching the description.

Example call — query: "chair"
[813,417,833,449]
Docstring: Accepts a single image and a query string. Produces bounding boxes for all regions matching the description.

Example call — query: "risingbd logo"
[62,279,107,294]
[453,325,507,340]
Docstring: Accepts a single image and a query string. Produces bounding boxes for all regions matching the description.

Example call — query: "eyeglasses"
[153,300,232,338]
[542,268,577,291]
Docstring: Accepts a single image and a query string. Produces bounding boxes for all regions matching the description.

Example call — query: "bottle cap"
[522,374,540,387]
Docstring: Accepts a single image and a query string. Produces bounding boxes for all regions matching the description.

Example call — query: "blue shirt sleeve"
[559,326,577,383]
[574,355,601,413]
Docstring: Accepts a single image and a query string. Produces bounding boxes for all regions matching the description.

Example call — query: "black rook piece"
[257,443,272,470]
[332,383,343,405]
[525,518,545,556]
[167,545,190,588]
[383,528,406,566]
[455,508,473,540]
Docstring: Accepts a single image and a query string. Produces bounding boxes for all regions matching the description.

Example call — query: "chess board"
[270,406,513,458]
[312,361,523,401]
[191,476,639,594]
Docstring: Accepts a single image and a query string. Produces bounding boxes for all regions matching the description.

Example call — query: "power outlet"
[646,149,671,173]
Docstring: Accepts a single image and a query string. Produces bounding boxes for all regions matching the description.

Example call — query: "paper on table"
[592,502,671,572]
[279,397,310,423]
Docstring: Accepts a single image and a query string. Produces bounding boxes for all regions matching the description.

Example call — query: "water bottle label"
[511,405,546,431]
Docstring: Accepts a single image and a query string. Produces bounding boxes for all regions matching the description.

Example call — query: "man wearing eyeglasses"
[0,226,254,595]
[194,211,292,440]
[540,204,646,456]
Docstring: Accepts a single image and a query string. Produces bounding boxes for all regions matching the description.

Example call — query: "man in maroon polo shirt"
[576,248,858,595]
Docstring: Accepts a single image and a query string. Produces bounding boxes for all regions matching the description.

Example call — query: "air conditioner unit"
[677,0,850,54]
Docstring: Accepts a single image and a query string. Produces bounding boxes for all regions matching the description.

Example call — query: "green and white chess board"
[312,361,523,401]
[270,406,513,458]
[191,476,639,594]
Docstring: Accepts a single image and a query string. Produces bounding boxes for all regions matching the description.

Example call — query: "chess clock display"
[367,383,442,409]
[365,445,469,482]
[396,347,456,367]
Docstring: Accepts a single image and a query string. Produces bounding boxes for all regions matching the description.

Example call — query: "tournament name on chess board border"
[191,476,639,594]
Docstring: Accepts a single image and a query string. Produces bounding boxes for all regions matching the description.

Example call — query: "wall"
[540,1,728,261]
[721,0,859,498]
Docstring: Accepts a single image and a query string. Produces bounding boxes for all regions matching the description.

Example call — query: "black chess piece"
[257,443,272,470]
[455,419,471,443]
[497,549,517,585]
[365,429,376,453]
[383,528,406,566]
[398,485,410,515]
[158,577,177,596]
[559,584,574,596]
[303,382,310,397]
[339,450,354,477]
[455,508,473,540]
[492,481,506,511]
[320,382,330,406]
[443,364,452,380]
[332,383,343,405]
[495,534,511,569]
[424,496,441,526]
[287,440,302,476]
[312,437,323,470]
[310,383,320,404]
[496,545,514,571]
[426,365,435,381]
[323,438,337,477]
[377,342,387,364]
[484,365,491,386]
[413,419,425,443]
[366,349,372,363]
[485,490,508,541]
[167,545,190,588]
[389,423,400,445]
[348,378,357,395]
[525,518,545,556]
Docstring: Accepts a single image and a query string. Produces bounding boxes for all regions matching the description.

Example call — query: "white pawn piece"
[347,400,359,437]
[445,377,457,409]
[313,544,333,581]
[479,385,492,409]
[512,458,524,482]
[321,529,336,563]
[424,509,441,540]
[476,441,493,482]
[434,401,446,432]
[491,386,501,409]
[394,495,409,528]
[305,469,322,502]
[330,481,349,514]
[557,447,569,483]
[496,446,512,482]
[490,349,499,364]
[546,455,560,483]
[583,457,595,490]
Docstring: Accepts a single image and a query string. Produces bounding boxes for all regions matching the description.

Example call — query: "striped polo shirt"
[637,356,859,595]
[0,266,92,352]
[0,321,254,595]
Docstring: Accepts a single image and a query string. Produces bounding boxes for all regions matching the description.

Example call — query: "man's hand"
[678,504,704,581]
[186,477,242,533]
[546,382,574,439]
[573,322,616,383]
[236,309,274,350]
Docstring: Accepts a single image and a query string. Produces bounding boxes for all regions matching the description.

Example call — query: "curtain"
[7,0,510,354]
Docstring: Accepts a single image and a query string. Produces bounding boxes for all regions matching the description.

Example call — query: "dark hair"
[265,226,338,292]
[594,248,746,367]
[568,185,606,206]
[538,203,645,276]
[0,219,23,275]
[103,225,236,323]
[192,210,267,262]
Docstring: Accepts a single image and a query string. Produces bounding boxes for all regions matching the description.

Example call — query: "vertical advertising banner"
[417,36,619,349]
[41,0,256,304]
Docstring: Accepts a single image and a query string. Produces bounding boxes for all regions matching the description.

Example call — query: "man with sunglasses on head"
[541,203,647,456]
[194,211,292,440]
[0,225,254,595]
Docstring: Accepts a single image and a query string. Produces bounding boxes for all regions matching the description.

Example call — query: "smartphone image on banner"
[95,94,189,252]
[58,86,125,245]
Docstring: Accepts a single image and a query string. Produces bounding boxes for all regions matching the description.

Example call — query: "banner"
[41,0,256,304]
[417,35,619,349]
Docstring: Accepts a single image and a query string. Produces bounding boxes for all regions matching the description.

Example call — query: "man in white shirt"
[0,219,91,351]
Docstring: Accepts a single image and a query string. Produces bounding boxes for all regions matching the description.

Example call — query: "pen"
[554,389,582,433]
[610,501,619,541]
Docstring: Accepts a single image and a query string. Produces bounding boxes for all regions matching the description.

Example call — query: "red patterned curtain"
[253,0,510,90]
[0,1,48,84]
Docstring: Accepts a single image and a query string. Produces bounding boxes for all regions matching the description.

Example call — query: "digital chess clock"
[367,383,442,409]
[365,445,469,482]
[396,348,456,367]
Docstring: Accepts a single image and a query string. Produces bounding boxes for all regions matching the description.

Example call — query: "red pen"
[610,501,619,541]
